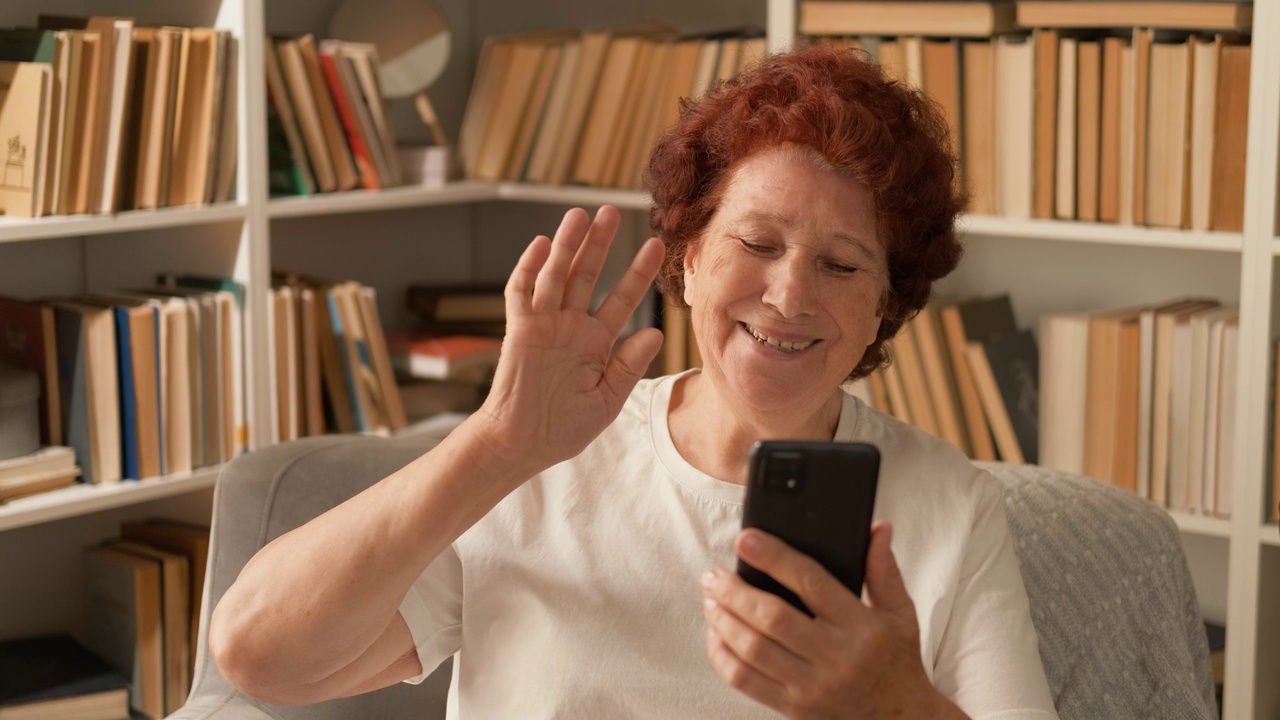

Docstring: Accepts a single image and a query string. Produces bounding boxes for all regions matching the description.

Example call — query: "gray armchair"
[169,435,1215,720]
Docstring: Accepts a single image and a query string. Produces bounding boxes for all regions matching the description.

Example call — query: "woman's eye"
[826,262,859,275]
[740,240,773,254]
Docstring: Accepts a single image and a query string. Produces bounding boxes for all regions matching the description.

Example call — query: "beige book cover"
[343,43,401,183]
[98,19,134,213]
[168,28,219,207]
[358,286,407,431]
[1076,39,1101,222]
[264,38,315,195]
[893,320,939,437]
[599,40,655,188]
[546,30,612,185]
[1144,38,1191,229]
[965,342,1024,464]
[1098,36,1125,224]
[44,31,71,216]
[961,40,996,215]
[525,38,582,184]
[573,36,643,186]
[1054,36,1077,220]
[119,520,210,681]
[1209,40,1249,232]
[616,41,671,189]
[297,34,358,191]
[995,34,1034,219]
[474,40,549,181]
[1188,34,1221,232]
[108,539,190,715]
[1032,28,1058,220]
[84,544,164,720]
[914,306,969,455]
[0,61,51,217]
[276,38,336,192]
[505,43,563,181]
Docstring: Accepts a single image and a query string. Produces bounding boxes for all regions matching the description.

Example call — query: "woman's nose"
[761,257,818,319]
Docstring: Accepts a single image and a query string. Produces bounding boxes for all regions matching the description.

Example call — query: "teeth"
[746,325,816,352]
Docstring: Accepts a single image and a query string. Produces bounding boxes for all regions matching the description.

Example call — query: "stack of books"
[457,26,766,189]
[81,518,210,719]
[0,275,247,490]
[0,446,79,504]
[0,18,238,218]
[1039,298,1238,516]
[264,35,402,197]
[800,0,1253,231]
[270,273,406,440]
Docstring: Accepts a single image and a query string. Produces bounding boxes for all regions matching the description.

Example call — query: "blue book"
[51,303,121,485]
[328,294,368,431]
[114,307,140,481]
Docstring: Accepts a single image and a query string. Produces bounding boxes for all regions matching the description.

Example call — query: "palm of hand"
[478,206,666,470]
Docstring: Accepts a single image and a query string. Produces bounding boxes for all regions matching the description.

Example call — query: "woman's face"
[683,145,887,414]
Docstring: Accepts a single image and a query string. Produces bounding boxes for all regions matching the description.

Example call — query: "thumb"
[603,328,663,399]
[863,522,913,618]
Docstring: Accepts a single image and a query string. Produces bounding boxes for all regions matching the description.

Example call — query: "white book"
[1185,305,1236,513]
[996,35,1035,219]
[1201,313,1226,516]
[1215,320,1239,518]
[1136,307,1156,499]
[1055,37,1078,220]
[1039,312,1089,474]
[1168,314,1195,512]
[1188,35,1219,231]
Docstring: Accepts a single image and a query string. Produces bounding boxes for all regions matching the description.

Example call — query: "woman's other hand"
[474,205,665,475]
[701,522,971,720]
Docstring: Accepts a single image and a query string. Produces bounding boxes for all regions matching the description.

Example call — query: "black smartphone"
[736,441,880,617]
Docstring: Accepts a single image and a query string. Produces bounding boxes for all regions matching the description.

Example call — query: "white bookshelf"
[1,0,1279,716]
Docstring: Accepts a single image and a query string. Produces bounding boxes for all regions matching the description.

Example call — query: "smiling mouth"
[742,323,818,353]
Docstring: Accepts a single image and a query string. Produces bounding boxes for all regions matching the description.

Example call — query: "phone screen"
[736,441,880,616]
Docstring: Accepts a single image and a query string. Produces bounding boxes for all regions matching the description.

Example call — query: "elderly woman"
[210,45,1058,719]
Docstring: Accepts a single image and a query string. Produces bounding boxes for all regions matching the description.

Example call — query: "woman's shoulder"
[849,398,993,506]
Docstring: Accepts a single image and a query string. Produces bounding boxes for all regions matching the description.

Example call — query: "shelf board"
[267,181,652,219]
[0,203,248,244]
[267,181,498,218]
[960,214,1244,252]
[1168,510,1233,539]
[0,466,221,533]
[496,183,651,210]
[1262,525,1280,547]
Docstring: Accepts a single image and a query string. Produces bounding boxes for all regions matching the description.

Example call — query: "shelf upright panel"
[767,0,797,54]
[1225,0,1280,716]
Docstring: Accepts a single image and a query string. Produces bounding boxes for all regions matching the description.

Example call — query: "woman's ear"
[682,244,700,307]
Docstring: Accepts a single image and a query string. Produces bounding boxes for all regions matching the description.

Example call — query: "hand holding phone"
[736,441,880,616]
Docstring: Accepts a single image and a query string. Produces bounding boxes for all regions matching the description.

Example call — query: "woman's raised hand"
[473,205,665,475]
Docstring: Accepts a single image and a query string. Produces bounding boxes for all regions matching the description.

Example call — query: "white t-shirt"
[399,371,1058,719]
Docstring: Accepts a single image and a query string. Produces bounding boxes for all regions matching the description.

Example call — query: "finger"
[562,205,621,312]
[601,328,663,405]
[703,567,824,658]
[735,529,861,622]
[863,522,914,619]
[703,595,810,685]
[531,208,592,311]
[705,627,791,714]
[593,237,665,336]
[505,235,552,316]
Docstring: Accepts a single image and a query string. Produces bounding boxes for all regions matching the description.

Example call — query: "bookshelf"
[1,0,1278,717]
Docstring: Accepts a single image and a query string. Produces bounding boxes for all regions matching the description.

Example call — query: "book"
[0,297,61,446]
[574,36,645,186]
[0,634,129,720]
[1150,299,1218,506]
[961,40,996,215]
[475,39,555,182]
[1084,306,1143,489]
[0,61,53,218]
[1076,39,1102,222]
[133,27,182,210]
[939,299,997,461]
[275,38,336,192]
[107,539,190,715]
[1015,2,1252,31]
[389,334,502,381]
[1038,312,1089,474]
[318,42,381,189]
[1098,35,1125,223]
[1145,35,1191,229]
[1054,36,1077,220]
[1186,306,1237,513]
[357,286,407,430]
[85,294,162,480]
[1210,40,1249,232]
[273,286,300,442]
[1032,28,1057,220]
[546,30,612,185]
[83,544,164,719]
[264,37,314,197]
[525,39,583,184]
[913,305,969,455]
[892,319,939,437]
[0,446,79,504]
[296,34,357,191]
[1131,28,1152,226]
[982,329,1039,464]
[168,28,221,207]
[341,43,401,184]
[119,519,210,681]
[800,1,1017,37]
[50,302,120,486]
[995,35,1034,219]
[965,340,1025,464]
[407,284,506,325]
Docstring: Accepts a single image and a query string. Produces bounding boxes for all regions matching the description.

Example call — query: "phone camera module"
[764,454,805,494]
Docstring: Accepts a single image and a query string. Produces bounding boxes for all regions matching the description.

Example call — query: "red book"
[318,52,381,190]
[0,297,61,446]
[388,334,502,381]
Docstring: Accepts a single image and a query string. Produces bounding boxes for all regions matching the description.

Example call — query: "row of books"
[82,519,211,719]
[1040,299,1238,517]
[457,27,767,188]
[269,274,406,440]
[0,19,238,218]
[0,276,246,489]
[848,296,1039,467]
[814,29,1250,232]
[265,36,402,197]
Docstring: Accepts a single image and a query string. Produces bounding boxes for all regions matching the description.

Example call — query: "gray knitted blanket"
[979,461,1217,720]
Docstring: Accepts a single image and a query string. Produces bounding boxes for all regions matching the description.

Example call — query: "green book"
[0,29,56,63]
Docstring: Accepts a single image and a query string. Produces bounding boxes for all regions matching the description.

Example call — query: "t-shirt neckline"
[648,370,862,505]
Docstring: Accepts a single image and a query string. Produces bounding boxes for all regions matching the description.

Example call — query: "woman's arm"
[209,206,665,705]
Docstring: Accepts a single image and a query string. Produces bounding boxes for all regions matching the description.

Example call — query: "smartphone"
[736,441,880,617]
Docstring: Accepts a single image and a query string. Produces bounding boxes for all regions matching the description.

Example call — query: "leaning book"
[0,634,129,720]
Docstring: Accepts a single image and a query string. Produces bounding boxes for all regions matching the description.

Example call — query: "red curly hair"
[645,43,966,379]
